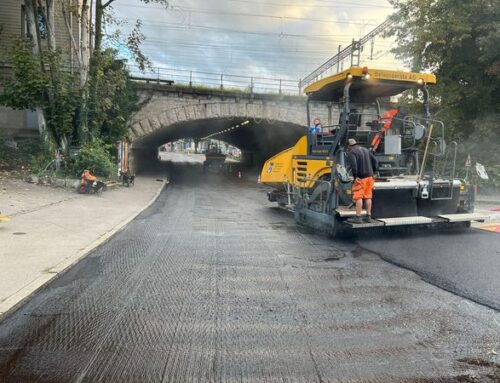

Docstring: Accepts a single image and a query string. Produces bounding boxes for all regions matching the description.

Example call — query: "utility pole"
[350,40,361,67]
[337,45,341,72]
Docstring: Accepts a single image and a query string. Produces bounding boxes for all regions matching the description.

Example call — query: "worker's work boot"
[346,216,363,224]
[364,214,372,223]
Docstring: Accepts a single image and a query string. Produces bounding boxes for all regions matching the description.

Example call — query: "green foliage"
[1,40,136,163]
[0,39,46,111]
[43,50,81,142]
[0,133,51,172]
[0,41,137,180]
[0,39,81,146]
[388,0,500,187]
[67,139,116,179]
[30,152,55,174]
[0,2,162,177]
[0,137,23,170]
[88,49,138,144]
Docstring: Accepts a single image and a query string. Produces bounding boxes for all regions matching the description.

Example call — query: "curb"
[0,179,168,320]
[49,179,167,274]
[486,213,500,221]
[476,199,500,206]
[472,211,500,229]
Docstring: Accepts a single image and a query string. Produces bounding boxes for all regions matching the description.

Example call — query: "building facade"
[0,0,83,139]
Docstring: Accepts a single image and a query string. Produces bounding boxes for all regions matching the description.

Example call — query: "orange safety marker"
[478,224,500,233]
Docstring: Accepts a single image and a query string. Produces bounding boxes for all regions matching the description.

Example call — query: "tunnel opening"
[157,139,241,167]
[159,139,241,159]
[130,117,306,174]
[156,139,243,180]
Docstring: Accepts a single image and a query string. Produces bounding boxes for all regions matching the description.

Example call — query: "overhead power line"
[171,6,381,26]
[115,19,387,42]
[116,3,383,25]
[225,0,392,9]
[138,38,395,56]
[301,18,394,86]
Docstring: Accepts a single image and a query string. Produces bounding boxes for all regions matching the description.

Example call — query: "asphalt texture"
[353,226,500,311]
[0,165,499,382]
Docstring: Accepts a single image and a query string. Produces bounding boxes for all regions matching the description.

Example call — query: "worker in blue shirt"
[309,117,322,134]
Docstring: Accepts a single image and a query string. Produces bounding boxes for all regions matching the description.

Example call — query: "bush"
[67,140,116,179]
[0,138,20,169]
[30,151,54,174]
[0,134,51,173]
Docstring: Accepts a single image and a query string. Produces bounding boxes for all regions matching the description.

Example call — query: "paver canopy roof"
[304,67,436,102]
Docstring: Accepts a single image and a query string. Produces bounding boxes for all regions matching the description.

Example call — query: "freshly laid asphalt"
[353,225,500,310]
[0,165,499,382]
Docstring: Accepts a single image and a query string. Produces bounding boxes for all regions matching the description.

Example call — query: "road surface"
[354,224,500,310]
[0,165,499,382]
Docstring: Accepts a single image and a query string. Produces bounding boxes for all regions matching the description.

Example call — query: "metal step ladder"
[429,141,458,201]
[339,210,489,229]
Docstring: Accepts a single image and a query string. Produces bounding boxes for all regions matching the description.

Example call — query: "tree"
[388,0,500,183]
[0,40,80,150]
[64,0,169,144]
[23,0,53,144]
[1,0,169,151]
[61,0,91,141]
[93,0,168,67]
[89,49,139,143]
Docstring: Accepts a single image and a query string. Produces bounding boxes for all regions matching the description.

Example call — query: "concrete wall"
[128,85,314,170]
[130,85,309,145]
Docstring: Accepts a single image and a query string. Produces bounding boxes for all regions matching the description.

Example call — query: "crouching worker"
[80,169,97,193]
[346,138,378,224]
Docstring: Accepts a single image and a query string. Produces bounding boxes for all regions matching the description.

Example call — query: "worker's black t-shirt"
[347,145,378,179]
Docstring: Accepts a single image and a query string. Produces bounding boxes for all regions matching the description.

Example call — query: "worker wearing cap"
[346,138,378,224]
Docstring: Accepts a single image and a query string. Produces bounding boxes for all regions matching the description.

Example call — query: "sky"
[109,0,399,93]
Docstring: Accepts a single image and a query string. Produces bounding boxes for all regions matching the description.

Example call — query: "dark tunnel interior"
[130,117,307,172]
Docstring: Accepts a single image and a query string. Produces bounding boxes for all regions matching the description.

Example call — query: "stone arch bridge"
[129,83,337,171]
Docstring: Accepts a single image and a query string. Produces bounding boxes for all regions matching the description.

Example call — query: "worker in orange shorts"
[346,138,378,224]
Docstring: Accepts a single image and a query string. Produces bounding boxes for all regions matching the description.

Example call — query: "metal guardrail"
[2,62,302,96]
[2,62,301,94]
[127,65,302,95]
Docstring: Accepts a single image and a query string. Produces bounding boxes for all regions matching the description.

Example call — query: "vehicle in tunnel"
[203,142,227,173]
[261,66,484,236]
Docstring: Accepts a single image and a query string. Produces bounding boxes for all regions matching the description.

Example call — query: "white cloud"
[109,0,402,91]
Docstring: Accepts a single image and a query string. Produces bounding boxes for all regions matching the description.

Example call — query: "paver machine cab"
[261,67,484,236]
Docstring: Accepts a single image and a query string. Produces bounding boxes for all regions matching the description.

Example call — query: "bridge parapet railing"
[127,65,301,96]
